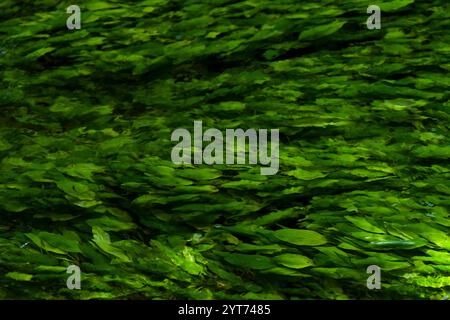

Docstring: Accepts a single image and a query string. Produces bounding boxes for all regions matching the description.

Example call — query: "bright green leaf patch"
[6,272,33,281]
[299,21,346,41]
[273,229,328,246]
[274,254,314,269]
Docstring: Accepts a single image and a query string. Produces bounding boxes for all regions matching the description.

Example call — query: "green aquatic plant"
[0,0,449,300]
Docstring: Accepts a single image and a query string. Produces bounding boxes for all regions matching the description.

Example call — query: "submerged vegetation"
[0,0,449,299]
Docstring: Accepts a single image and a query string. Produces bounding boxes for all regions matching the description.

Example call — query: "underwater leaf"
[273,229,327,246]
[274,254,314,269]
[299,21,346,41]
[6,272,33,281]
